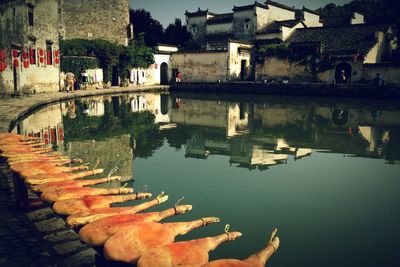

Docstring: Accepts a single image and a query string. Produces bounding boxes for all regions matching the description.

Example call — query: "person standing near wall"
[65,72,75,92]
[176,71,182,82]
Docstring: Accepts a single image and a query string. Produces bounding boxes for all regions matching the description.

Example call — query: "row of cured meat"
[0,133,280,267]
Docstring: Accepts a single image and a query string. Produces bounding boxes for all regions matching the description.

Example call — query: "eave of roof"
[233,1,268,12]
[265,0,295,12]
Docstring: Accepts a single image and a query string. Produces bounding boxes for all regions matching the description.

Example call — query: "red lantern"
[23,61,29,68]
[47,57,51,65]
[39,57,44,63]
[0,62,7,72]
[12,50,19,58]
[0,50,5,61]
[30,57,35,64]
[22,51,28,59]
[55,58,60,64]
[29,49,35,56]
[39,49,44,56]
[54,50,59,57]
[13,59,19,67]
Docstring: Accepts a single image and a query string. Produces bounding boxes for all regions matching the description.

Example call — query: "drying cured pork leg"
[66,194,169,228]
[25,169,104,185]
[11,162,89,178]
[104,217,220,264]
[203,229,280,267]
[41,187,134,203]
[32,176,121,193]
[52,192,152,216]
[137,231,242,267]
[79,205,192,246]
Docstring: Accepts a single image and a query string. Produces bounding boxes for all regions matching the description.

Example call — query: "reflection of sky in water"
[15,93,400,267]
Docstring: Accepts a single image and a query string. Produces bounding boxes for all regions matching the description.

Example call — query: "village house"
[0,0,62,94]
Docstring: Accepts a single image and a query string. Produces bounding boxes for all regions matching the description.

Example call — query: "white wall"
[267,5,295,22]
[207,22,233,34]
[351,12,365,25]
[303,11,322,27]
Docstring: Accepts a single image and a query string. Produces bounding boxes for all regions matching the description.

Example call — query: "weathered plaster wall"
[0,0,60,94]
[171,51,228,82]
[364,33,386,64]
[256,56,371,83]
[207,22,233,34]
[255,6,269,31]
[62,0,130,46]
[281,23,303,40]
[267,6,295,22]
[362,65,400,84]
[232,9,257,41]
[351,12,365,25]
[228,42,252,80]
[187,16,208,46]
[303,11,322,27]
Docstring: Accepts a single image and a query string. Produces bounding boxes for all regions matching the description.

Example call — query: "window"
[46,42,53,65]
[244,20,250,31]
[192,25,197,34]
[28,5,34,27]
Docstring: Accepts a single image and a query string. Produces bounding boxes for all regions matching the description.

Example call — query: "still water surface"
[15,92,400,267]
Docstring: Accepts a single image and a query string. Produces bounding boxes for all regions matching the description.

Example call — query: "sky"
[129,0,353,27]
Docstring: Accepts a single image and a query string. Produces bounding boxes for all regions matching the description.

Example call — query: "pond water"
[14,92,400,267]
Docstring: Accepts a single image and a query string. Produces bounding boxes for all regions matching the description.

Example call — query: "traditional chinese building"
[0,0,62,94]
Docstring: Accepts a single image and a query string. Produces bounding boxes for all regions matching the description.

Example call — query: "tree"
[164,18,191,47]
[130,9,164,47]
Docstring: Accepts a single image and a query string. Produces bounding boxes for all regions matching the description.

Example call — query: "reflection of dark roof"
[257,19,302,34]
[233,1,268,12]
[0,0,17,4]
[266,0,295,12]
[207,13,233,25]
[185,8,215,18]
[287,24,390,56]
[302,6,320,16]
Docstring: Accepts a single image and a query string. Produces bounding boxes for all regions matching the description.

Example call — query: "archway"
[160,63,168,85]
[335,62,352,83]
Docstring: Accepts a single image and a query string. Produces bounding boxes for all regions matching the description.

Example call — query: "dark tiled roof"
[265,0,295,12]
[302,7,320,16]
[185,8,215,18]
[207,13,233,25]
[233,1,268,12]
[321,12,364,27]
[286,24,390,56]
[257,19,302,34]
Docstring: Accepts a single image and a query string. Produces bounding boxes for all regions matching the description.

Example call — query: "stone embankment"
[171,82,400,99]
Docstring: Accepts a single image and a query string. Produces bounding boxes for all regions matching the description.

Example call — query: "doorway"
[160,63,168,85]
[240,60,247,81]
[335,62,352,83]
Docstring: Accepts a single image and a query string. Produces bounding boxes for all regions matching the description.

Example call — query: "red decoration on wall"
[55,58,60,64]
[13,59,19,67]
[30,57,35,64]
[0,50,5,61]
[12,50,19,58]
[58,127,64,142]
[0,62,7,72]
[22,51,28,59]
[23,60,29,68]
[39,57,44,63]
[54,50,59,57]
[39,49,44,56]
[44,132,49,144]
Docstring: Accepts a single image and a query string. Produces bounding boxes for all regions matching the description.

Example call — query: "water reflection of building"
[17,104,64,148]
[164,95,400,166]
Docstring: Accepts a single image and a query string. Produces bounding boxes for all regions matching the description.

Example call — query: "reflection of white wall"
[20,104,63,133]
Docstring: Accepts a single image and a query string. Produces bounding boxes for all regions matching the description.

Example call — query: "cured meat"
[11,161,89,178]
[66,194,169,228]
[203,229,280,267]
[41,186,134,203]
[137,231,242,267]
[104,217,220,264]
[52,192,152,215]
[79,205,193,246]
[25,169,104,185]
[32,176,121,193]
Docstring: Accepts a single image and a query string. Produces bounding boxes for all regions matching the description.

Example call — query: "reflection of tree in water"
[63,98,164,158]
[383,129,400,164]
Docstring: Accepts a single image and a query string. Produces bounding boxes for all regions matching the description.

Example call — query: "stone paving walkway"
[0,86,168,266]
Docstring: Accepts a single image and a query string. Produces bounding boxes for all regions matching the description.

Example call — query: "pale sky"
[129,0,353,27]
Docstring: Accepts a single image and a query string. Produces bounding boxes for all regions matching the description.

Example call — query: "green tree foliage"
[60,38,154,82]
[164,18,191,48]
[258,43,290,58]
[60,56,99,81]
[318,0,400,25]
[130,9,164,47]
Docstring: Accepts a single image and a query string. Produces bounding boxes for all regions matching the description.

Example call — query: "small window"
[192,25,197,34]
[46,42,53,65]
[244,22,250,30]
[28,5,34,27]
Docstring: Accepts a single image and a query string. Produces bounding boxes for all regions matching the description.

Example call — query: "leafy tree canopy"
[164,18,191,48]
[130,9,164,47]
